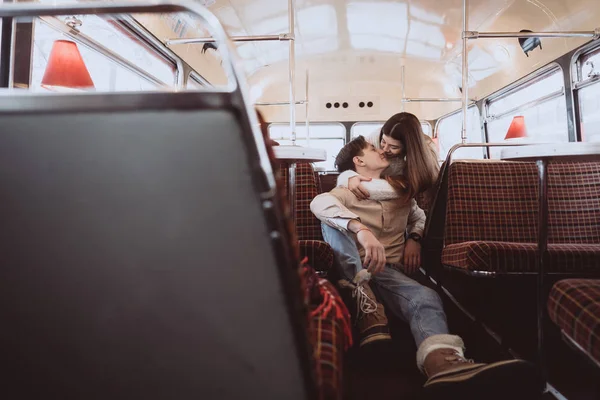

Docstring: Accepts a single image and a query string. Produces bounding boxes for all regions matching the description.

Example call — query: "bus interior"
[0,1,599,399]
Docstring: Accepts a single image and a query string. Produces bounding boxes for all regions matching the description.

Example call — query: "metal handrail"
[445,141,538,164]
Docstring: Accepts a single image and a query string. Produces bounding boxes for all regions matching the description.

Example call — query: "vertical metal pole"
[401,65,406,112]
[287,0,297,218]
[288,0,296,145]
[289,162,297,219]
[305,69,310,147]
[536,159,549,391]
[561,62,578,142]
[461,0,469,143]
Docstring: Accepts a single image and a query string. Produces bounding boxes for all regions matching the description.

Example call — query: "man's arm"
[310,190,359,231]
[310,190,386,274]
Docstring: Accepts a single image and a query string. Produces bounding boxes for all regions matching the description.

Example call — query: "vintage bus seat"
[547,279,600,368]
[280,162,325,240]
[441,160,600,275]
[421,159,600,361]
[303,266,352,400]
[421,161,450,281]
[0,91,321,399]
[279,163,335,275]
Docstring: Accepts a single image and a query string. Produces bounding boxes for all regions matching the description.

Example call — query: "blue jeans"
[321,223,449,348]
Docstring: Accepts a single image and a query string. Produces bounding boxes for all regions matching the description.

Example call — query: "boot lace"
[442,350,474,365]
[352,283,378,317]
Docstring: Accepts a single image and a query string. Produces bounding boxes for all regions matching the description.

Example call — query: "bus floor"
[341,279,568,400]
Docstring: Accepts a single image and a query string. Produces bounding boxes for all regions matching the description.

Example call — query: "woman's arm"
[336,169,360,188]
[336,170,372,200]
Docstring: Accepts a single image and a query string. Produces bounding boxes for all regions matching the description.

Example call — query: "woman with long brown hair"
[338,112,440,206]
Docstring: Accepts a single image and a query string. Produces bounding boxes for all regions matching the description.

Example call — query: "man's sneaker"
[337,270,391,347]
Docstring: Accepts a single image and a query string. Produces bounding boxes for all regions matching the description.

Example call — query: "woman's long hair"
[379,112,440,202]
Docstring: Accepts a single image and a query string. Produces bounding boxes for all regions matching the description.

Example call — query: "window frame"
[188,70,211,88]
[350,120,433,139]
[485,64,565,123]
[481,64,569,154]
[434,105,485,160]
[572,41,600,142]
[268,122,347,141]
[268,122,346,172]
[573,41,600,91]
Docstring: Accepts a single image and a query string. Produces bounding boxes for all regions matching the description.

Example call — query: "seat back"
[0,92,314,399]
[422,161,449,279]
[444,160,539,246]
[548,162,600,244]
[280,163,324,241]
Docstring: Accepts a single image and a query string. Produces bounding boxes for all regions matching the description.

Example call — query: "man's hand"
[348,220,386,274]
[403,239,421,275]
[356,230,386,275]
[348,175,372,200]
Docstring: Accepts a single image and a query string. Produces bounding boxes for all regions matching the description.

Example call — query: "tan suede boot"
[337,270,391,347]
[418,335,540,397]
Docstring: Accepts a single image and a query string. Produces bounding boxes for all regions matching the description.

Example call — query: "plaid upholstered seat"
[442,161,600,275]
[548,279,600,366]
[299,239,334,273]
[309,277,351,400]
[280,163,335,273]
[280,163,325,240]
[443,242,600,274]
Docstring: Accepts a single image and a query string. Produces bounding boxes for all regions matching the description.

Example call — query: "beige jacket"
[310,187,425,264]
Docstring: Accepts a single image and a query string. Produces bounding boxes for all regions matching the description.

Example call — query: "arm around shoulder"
[336,169,359,188]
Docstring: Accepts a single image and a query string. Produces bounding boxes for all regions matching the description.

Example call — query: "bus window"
[577,48,600,142]
[31,18,172,92]
[57,15,177,85]
[436,106,483,160]
[579,84,600,142]
[351,122,383,139]
[351,121,432,140]
[269,123,345,172]
[421,121,432,137]
[486,67,568,158]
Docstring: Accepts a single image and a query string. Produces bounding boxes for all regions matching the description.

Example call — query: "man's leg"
[372,265,540,396]
[320,223,362,281]
[320,223,391,346]
[370,266,449,347]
